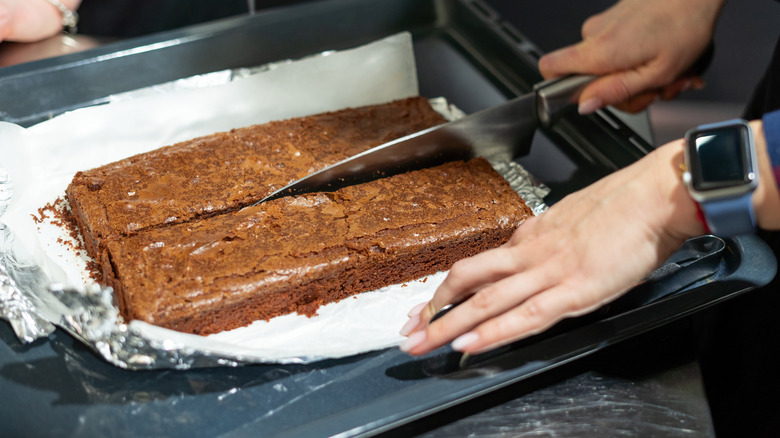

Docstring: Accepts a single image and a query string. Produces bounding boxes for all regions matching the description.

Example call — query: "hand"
[538,0,724,114]
[0,0,81,43]
[400,119,780,356]
[399,140,706,356]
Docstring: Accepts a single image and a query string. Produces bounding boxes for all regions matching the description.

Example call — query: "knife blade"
[255,74,596,204]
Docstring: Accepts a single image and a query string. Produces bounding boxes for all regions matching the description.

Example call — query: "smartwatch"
[682,119,758,237]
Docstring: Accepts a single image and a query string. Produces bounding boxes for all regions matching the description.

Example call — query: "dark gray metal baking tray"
[0,1,775,437]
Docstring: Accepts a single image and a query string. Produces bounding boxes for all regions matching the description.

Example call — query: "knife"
[255,74,596,204]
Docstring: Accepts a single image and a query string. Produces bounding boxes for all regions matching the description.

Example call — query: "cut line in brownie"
[66,97,447,262]
[103,158,533,335]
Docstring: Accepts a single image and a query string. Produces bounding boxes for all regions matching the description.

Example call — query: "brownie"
[104,159,533,335]
[66,97,447,261]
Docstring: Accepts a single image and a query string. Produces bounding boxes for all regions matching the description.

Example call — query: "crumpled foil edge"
[0,166,10,218]
[0,262,55,343]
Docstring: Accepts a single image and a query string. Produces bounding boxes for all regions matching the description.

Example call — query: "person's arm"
[538,0,725,114]
[399,120,780,356]
[0,0,81,43]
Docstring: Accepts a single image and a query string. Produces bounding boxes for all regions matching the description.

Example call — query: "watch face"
[687,123,755,192]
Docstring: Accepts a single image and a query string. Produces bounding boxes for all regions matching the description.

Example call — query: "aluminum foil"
[0,228,56,343]
[0,33,548,370]
[0,166,10,218]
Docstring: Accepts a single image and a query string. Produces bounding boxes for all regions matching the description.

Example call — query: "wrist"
[651,140,709,239]
[659,118,780,236]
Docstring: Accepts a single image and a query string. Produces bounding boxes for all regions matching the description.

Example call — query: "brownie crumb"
[34,197,101,281]
[85,260,101,280]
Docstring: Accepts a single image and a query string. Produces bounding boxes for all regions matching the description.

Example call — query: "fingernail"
[408,301,427,318]
[578,97,602,115]
[400,330,426,353]
[451,332,479,352]
[399,314,420,336]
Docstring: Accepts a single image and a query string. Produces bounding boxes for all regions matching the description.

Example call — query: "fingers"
[608,76,705,114]
[401,264,627,356]
[580,69,663,113]
[0,0,72,43]
[399,218,544,338]
[449,282,607,355]
[409,216,547,327]
[576,70,707,115]
[401,267,559,355]
[403,245,530,336]
[538,41,608,80]
[540,45,661,114]
[580,11,607,40]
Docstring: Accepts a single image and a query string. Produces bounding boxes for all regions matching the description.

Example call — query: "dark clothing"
[745,37,780,118]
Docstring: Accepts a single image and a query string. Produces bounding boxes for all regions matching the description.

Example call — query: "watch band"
[700,192,756,237]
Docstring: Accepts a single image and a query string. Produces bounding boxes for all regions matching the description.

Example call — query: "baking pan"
[0,1,775,437]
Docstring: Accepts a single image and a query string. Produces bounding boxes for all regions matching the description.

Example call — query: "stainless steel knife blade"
[255,74,595,204]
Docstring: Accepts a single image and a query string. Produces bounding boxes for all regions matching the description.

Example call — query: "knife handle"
[534,74,597,127]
